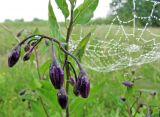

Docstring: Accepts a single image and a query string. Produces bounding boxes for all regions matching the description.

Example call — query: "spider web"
[70,0,160,72]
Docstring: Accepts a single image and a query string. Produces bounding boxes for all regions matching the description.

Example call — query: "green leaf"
[33,27,39,34]
[29,78,42,89]
[48,0,65,64]
[73,0,99,24]
[38,80,62,112]
[29,53,35,63]
[55,0,69,18]
[73,32,91,61]
[40,59,51,77]
[48,0,64,41]
[31,101,46,117]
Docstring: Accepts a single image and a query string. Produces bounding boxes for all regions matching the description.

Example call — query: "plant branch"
[29,37,42,52]
[17,34,82,70]
[64,3,75,117]
[27,38,39,45]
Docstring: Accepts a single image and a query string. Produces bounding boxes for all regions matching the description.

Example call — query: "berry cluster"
[8,34,90,109]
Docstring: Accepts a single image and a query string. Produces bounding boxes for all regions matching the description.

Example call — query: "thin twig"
[67,61,78,81]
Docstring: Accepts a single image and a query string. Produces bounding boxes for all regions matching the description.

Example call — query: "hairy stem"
[65,4,74,117]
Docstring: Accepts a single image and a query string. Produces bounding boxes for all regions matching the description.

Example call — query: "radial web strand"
[70,0,160,72]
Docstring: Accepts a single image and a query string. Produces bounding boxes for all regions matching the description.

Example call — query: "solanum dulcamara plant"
[8,0,99,117]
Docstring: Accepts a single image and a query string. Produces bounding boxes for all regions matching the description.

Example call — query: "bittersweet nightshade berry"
[16,29,24,37]
[74,70,90,98]
[49,65,64,89]
[8,45,21,67]
[24,44,30,52]
[45,40,49,46]
[73,78,81,96]
[122,81,133,88]
[8,34,90,114]
[31,41,37,46]
[80,75,90,98]
[23,51,31,61]
[69,77,76,86]
[49,39,64,89]
[57,88,68,109]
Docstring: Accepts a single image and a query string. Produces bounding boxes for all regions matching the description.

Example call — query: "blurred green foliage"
[0,21,160,117]
[110,0,160,27]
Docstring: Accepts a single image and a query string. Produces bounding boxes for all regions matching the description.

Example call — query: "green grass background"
[0,21,160,117]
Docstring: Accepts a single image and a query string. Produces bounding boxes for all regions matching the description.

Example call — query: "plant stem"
[65,4,74,117]
[128,92,142,117]
[67,61,78,81]
[39,96,50,117]
[34,48,41,80]
[18,34,82,70]
[0,24,20,42]
[51,39,58,66]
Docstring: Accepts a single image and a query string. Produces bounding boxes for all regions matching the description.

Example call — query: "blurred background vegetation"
[0,0,160,117]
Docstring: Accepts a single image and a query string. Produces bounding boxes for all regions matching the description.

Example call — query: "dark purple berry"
[57,88,68,109]
[79,75,90,98]
[8,45,21,67]
[16,29,24,37]
[23,51,31,61]
[24,44,30,52]
[73,78,81,96]
[49,65,64,89]
[74,70,90,98]
[31,42,36,46]
[69,77,76,86]
[122,81,133,88]
[45,40,49,46]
